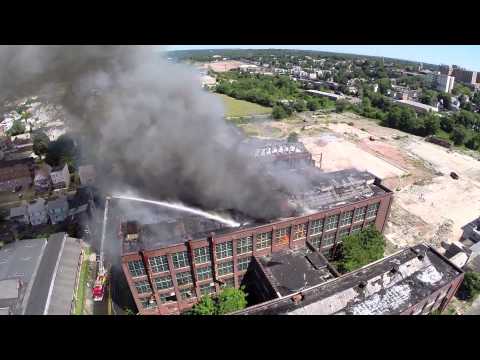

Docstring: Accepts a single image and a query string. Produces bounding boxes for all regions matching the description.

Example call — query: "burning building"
[117,163,394,315]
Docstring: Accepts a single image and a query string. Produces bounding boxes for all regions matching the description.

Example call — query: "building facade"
[120,172,394,315]
[435,74,455,93]
[50,164,70,190]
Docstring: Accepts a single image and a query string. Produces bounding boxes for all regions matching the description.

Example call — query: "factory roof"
[394,99,438,112]
[118,168,389,253]
[234,244,463,315]
[258,248,337,297]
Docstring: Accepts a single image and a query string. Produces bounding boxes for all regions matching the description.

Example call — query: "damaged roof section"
[235,244,463,315]
[259,248,337,297]
[285,168,387,212]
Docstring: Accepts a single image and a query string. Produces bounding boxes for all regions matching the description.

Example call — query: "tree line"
[215,72,335,119]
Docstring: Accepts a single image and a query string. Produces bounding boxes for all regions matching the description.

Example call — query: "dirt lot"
[202,60,248,73]
[242,111,480,253]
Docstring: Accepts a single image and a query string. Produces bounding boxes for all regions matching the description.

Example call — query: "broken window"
[292,224,307,240]
[194,247,211,265]
[134,280,152,294]
[128,260,146,277]
[154,275,173,290]
[324,215,339,231]
[322,232,336,247]
[237,256,252,271]
[366,203,379,219]
[309,235,322,249]
[216,241,233,259]
[149,255,169,273]
[220,277,235,289]
[309,219,324,235]
[217,261,234,276]
[351,224,362,234]
[338,228,350,241]
[158,292,177,304]
[180,287,196,300]
[237,236,253,255]
[200,283,216,296]
[274,227,290,245]
[176,271,193,286]
[172,251,190,269]
[196,265,212,281]
[140,297,157,309]
[353,207,366,223]
[339,211,353,227]
[256,232,272,250]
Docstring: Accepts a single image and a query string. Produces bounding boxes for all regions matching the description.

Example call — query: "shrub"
[336,226,386,273]
[462,271,480,301]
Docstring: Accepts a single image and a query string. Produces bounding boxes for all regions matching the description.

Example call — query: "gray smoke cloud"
[0,45,297,220]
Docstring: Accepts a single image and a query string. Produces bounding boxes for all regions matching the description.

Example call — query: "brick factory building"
[234,244,464,315]
[117,165,394,315]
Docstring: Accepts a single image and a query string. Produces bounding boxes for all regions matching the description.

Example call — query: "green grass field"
[216,94,271,118]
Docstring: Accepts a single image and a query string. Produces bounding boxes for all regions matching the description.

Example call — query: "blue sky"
[165,45,480,70]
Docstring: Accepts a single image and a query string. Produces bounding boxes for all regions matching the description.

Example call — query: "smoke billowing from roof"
[0,45,292,219]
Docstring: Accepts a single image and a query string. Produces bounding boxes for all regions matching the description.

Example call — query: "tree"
[437,93,451,110]
[6,120,26,136]
[293,100,307,112]
[188,295,216,315]
[306,98,319,111]
[419,90,438,106]
[335,99,349,113]
[45,134,77,168]
[440,116,455,133]
[272,104,288,120]
[465,134,480,150]
[337,226,386,273]
[422,114,440,136]
[462,271,480,301]
[32,132,50,159]
[451,126,467,145]
[287,132,298,143]
[216,287,248,314]
[377,78,391,95]
[188,287,248,315]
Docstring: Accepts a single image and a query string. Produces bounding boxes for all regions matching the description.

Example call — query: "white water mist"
[111,195,240,227]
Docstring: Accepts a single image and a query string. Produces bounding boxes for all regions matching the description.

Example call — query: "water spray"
[110,195,241,227]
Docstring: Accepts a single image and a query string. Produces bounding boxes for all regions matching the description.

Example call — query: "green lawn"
[74,247,91,315]
[216,94,272,118]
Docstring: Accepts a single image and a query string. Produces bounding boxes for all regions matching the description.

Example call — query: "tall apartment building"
[452,67,477,85]
[118,166,394,315]
[435,74,455,93]
[439,64,453,76]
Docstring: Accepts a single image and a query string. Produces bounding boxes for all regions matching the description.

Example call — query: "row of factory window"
[133,257,252,295]
[139,276,239,309]
[127,203,380,278]
[309,219,375,250]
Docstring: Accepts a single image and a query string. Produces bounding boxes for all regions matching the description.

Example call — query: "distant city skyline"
[165,45,480,71]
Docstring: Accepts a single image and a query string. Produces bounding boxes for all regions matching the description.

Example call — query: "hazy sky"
[165,45,480,70]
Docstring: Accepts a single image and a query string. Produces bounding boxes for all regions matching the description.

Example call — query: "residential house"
[9,202,29,224]
[0,164,32,192]
[34,164,52,193]
[27,198,48,226]
[47,197,69,225]
[68,187,92,217]
[50,164,70,191]
[78,165,96,187]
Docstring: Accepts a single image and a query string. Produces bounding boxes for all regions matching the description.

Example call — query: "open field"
[237,110,480,253]
[217,94,272,118]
